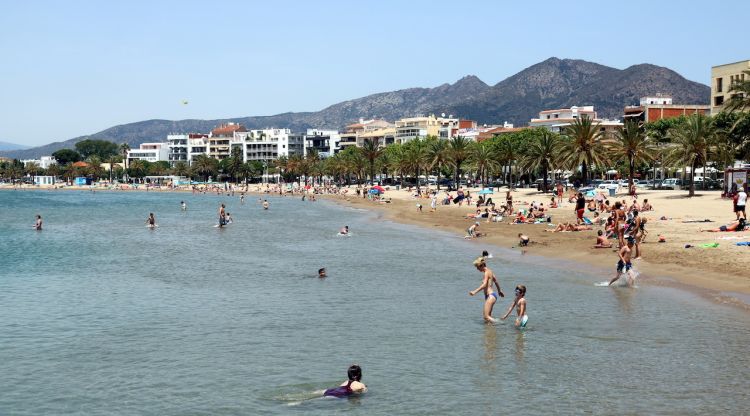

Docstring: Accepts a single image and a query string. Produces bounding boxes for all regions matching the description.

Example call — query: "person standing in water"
[33,214,42,230]
[324,365,367,398]
[502,285,528,328]
[469,257,504,323]
[240,194,245,205]
[180,201,187,211]
[146,213,156,229]
[262,199,269,210]
[218,204,226,227]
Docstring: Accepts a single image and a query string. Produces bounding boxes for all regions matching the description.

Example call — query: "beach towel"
[700,243,719,248]
[736,242,750,246]
[582,217,593,225]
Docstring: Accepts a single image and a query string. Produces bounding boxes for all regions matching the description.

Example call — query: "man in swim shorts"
[469,257,504,323]
[609,237,635,286]
[575,192,586,224]
[146,213,156,228]
[34,215,42,230]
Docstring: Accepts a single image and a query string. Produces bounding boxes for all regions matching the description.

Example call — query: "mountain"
[1,57,709,159]
[0,141,29,151]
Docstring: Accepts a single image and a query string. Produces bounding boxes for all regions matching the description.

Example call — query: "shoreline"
[5,184,749,311]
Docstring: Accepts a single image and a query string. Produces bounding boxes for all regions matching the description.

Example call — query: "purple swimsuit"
[324,380,354,398]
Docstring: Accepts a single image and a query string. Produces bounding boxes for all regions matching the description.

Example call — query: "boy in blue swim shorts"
[609,236,635,287]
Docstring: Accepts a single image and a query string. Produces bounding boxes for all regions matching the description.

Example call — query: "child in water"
[501,285,528,328]
[324,365,367,398]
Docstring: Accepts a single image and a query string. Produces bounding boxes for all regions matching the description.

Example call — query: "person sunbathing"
[592,230,613,248]
[701,219,746,232]
[546,222,592,232]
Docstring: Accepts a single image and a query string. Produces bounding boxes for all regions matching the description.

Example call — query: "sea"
[1,189,748,415]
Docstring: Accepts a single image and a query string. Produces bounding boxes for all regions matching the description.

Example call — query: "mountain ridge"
[1,57,710,160]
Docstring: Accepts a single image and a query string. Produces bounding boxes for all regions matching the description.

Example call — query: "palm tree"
[520,129,561,193]
[361,138,383,185]
[171,161,190,178]
[404,138,429,192]
[609,120,655,192]
[119,143,131,169]
[468,141,498,187]
[560,115,608,184]
[24,162,41,177]
[666,114,715,197]
[448,135,470,188]
[725,70,750,113]
[191,154,217,183]
[494,135,520,188]
[426,137,449,190]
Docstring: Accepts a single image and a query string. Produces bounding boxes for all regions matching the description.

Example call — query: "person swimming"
[323,365,367,398]
[318,268,327,278]
[340,226,349,235]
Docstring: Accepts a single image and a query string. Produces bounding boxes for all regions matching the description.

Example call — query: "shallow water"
[1,189,748,415]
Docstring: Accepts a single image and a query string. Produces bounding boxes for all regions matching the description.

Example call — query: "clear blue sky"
[1,0,747,146]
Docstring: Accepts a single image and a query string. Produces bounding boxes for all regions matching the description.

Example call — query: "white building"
[529,106,622,134]
[394,115,459,144]
[21,156,57,169]
[126,143,169,164]
[304,129,340,157]
[234,128,304,162]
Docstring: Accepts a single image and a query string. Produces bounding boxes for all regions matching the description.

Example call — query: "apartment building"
[209,123,247,160]
[529,106,622,135]
[394,115,459,144]
[711,60,750,114]
[624,95,709,123]
[339,119,393,150]
[126,143,169,164]
[234,128,304,162]
[304,129,340,157]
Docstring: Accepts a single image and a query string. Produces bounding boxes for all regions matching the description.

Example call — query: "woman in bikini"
[469,257,504,323]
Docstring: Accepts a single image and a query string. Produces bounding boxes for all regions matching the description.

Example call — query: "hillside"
[1,57,710,159]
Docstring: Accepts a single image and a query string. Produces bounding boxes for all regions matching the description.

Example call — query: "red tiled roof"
[211,124,247,136]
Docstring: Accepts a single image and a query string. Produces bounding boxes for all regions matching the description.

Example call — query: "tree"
[493,134,522,188]
[52,149,82,165]
[361,138,383,185]
[404,138,429,192]
[171,161,190,178]
[119,143,131,170]
[227,146,244,183]
[560,115,609,184]
[426,137,449,190]
[75,139,119,160]
[24,162,41,177]
[468,141,498,187]
[519,129,561,193]
[666,114,715,197]
[448,136,470,187]
[127,159,147,180]
[725,70,750,113]
[610,120,655,192]
[191,154,218,182]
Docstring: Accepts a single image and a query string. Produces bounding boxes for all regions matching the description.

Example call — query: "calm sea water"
[1,189,748,415]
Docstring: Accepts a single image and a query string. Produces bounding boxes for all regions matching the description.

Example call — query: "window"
[554,114,559,119]
[716,77,723,92]
[714,96,724,106]
[546,115,550,119]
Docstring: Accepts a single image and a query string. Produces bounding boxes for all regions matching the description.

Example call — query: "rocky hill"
[2,57,709,159]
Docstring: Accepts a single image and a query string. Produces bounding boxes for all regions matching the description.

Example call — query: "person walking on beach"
[501,285,528,328]
[33,214,42,230]
[556,182,564,205]
[146,213,156,229]
[430,192,437,212]
[469,257,504,323]
[218,204,226,227]
[609,236,635,287]
[506,191,513,213]
[735,187,747,220]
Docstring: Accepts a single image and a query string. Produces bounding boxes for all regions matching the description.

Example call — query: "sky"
[1,0,748,147]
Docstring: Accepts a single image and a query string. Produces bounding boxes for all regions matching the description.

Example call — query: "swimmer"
[180,201,187,211]
[262,199,269,210]
[481,250,493,259]
[609,236,635,287]
[146,213,156,228]
[469,257,504,323]
[501,285,528,328]
[323,365,367,398]
[33,214,42,230]
[318,268,327,278]
[518,233,529,247]
[340,226,349,235]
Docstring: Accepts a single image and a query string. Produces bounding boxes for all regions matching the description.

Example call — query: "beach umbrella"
[478,188,494,195]
[372,185,386,192]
